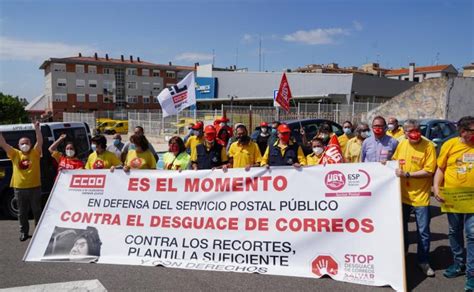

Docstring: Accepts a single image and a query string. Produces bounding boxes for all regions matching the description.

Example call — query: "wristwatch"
[405,172,410,178]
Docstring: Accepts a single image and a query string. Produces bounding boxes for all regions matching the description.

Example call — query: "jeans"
[14,187,42,235]
[402,204,431,264]
[447,213,474,278]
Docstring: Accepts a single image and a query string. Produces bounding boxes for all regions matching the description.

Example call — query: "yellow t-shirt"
[8,148,41,189]
[392,137,437,206]
[437,137,474,188]
[260,140,307,166]
[185,136,203,160]
[344,137,363,163]
[85,151,122,169]
[387,128,405,140]
[338,134,353,154]
[125,150,157,169]
[306,153,323,166]
[228,141,262,168]
[163,152,190,170]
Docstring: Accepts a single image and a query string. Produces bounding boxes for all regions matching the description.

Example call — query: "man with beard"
[228,124,262,170]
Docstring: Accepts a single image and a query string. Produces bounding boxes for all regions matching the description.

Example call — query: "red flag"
[320,135,345,164]
[275,72,292,112]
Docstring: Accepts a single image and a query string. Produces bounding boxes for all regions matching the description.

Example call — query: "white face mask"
[387,124,396,131]
[65,149,75,157]
[91,144,97,152]
[20,144,30,153]
[261,128,267,133]
[313,147,324,155]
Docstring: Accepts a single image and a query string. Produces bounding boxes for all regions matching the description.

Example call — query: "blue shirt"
[361,134,399,162]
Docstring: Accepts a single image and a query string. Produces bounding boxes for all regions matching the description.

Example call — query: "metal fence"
[63,112,96,134]
[62,102,382,138]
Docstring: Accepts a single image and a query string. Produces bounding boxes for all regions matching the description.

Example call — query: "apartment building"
[385,63,458,82]
[36,53,194,120]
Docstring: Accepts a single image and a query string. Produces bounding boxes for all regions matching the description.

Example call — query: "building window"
[153,97,160,103]
[57,79,67,87]
[103,80,114,94]
[166,71,176,78]
[143,96,150,104]
[152,70,160,77]
[127,95,138,103]
[127,68,137,75]
[142,69,150,76]
[76,79,85,88]
[53,63,66,72]
[103,95,113,103]
[89,80,97,88]
[76,65,85,73]
[127,81,137,89]
[88,66,97,74]
[54,93,67,102]
[77,94,85,102]
[153,83,161,91]
[89,94,98,102]
[103,68,113,74]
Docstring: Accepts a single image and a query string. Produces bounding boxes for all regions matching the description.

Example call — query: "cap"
[204,125,217,134]
[234,122,244,130]
[277,124,291,133]
[192,121,204,130]
[217,116,230,122]
[260,122,268,127]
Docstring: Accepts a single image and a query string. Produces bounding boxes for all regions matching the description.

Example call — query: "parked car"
[0,122,91,218]
[96,120,116,134]
[104,120,128,135]
[418,119,458,152]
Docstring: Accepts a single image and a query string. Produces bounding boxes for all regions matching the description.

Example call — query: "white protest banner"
[157,72,196,117]
[24,162,405,291]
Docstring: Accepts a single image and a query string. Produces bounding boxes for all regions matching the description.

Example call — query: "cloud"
[0,36,98,61]
[175,52,213,62]
[283,28,349,45]
[242,33,255,43]
[353,20,363,31]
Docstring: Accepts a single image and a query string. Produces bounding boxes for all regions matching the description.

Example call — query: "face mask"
[220,123,226,127]
[343,128,352,135]
[261,128,267,133]
[129,143,136,150]
[407,131,421,141]
[313,147,324,155]
[280,134,290,143]
[19,144,30,153]
[361,131,371,138]
[373,127,384,136]
[387,124,396,131]
[205,133,216,142]
[271,128,277,134]
[170,144,179,153]
[91,144,97,152]
[113,139,121,146]
[238,135,250,144]
[65,149,75,157]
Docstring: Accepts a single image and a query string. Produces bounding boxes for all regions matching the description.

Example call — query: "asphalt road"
[0,198,466,291]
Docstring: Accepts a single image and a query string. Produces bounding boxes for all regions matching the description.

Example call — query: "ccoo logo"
[325,170,346,191]
[70,174,106,188]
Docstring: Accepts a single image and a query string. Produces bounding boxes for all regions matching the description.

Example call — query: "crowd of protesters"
[0,115,473,290]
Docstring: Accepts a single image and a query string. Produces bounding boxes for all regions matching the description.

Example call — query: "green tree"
[0,92,30,124]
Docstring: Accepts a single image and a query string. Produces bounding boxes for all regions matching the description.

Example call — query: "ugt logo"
[324,170,346,191]
[70,175,106,188]
[312,255,339,277]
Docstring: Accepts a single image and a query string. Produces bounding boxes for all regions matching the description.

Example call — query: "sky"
[0,0,473,101]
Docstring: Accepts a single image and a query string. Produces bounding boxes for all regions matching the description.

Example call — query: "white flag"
[157,72,196,117]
